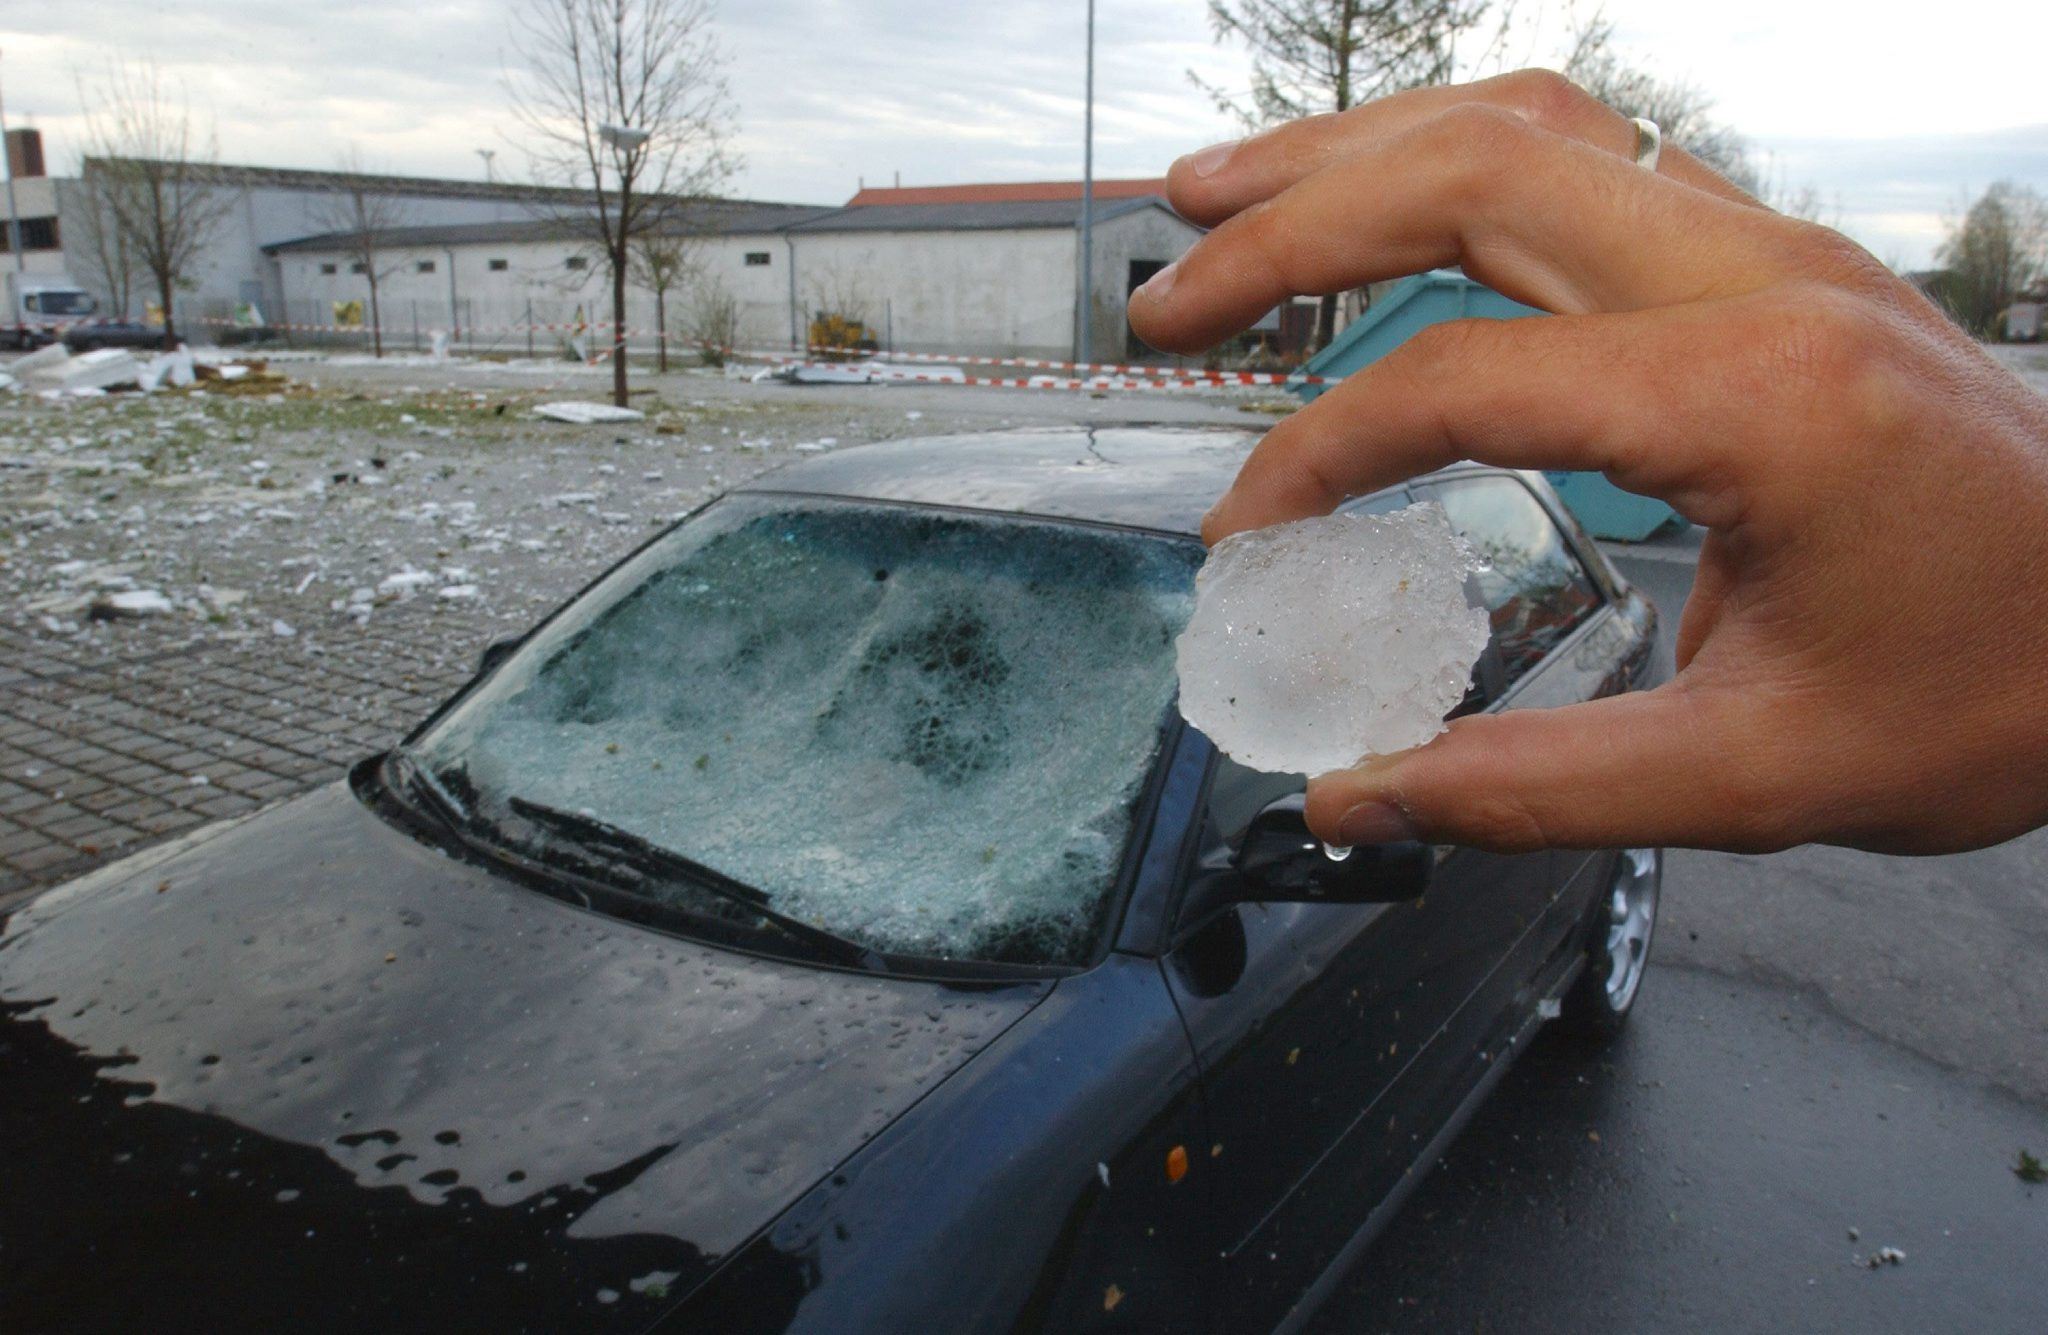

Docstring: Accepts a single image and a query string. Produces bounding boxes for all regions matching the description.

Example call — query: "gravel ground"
[0,350,1271,895]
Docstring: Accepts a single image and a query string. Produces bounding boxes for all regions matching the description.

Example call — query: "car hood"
[0,781,1048,1332]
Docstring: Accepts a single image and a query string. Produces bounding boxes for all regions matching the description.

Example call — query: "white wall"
[275,231,796,354]
[782,227,1078,358]
[278,225,1087,359]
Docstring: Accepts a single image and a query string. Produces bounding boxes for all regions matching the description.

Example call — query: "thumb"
[1302,684,1782,854]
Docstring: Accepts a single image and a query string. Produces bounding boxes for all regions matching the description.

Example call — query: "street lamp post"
[1077,1,1095,364]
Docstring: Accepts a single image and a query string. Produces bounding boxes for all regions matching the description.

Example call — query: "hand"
[1128,70,2048,857]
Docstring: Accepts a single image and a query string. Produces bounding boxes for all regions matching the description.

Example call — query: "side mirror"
[477,635,522,676]
[1233,793,1433,904]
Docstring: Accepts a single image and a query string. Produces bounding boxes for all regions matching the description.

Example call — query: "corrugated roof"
[844,178,1168,206]
[264,202,840,254]
[85,156,595,206]
[787,196,1171,234]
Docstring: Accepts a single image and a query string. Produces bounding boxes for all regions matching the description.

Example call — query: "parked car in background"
[0,428,1662,1333]
[62,318,167,352]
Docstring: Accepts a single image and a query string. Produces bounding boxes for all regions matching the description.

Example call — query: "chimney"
[5,128,44,180]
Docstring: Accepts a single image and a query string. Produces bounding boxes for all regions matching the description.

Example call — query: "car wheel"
[1558,847,1660,1040]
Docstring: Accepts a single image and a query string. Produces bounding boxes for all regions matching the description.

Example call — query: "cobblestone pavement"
[0,607,485,897]
[0,354,1262,902]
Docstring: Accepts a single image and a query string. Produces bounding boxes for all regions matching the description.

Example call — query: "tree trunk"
[158,272,177,351]
[611,253,629,408]
[1315,292,1337,351]
[655,289,668,373]
[368,277,384,358]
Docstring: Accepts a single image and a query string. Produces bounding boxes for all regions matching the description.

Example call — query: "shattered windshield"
[411,495,1200,968]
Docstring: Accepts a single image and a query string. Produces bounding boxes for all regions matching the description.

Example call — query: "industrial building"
[266,178,1202,359]
[3,124,1203,361]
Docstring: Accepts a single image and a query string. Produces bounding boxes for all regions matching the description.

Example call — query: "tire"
[1557,847,1661,1041]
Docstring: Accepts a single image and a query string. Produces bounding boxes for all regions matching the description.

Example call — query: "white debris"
[52,348,147,392]
[1538,998,1563,1020]
[136,347,196,392]
[437,584,480,600]
[97,589,175,617]
[270,618,296,637]
[1175,503,1488,775]
[1862,1246,1907,1269]
[532,401,644,425]
[10,341,72,379]
[378,569,436,595]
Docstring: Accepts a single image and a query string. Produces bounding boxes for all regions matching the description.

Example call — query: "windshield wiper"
[388,748,477,836]
[505,796,890,974]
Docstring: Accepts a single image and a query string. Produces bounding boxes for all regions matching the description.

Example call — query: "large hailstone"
[1175,503,1489,775]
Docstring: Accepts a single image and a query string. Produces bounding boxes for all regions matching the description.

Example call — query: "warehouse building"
[6,123,1203,361]
[265,178,1204,360]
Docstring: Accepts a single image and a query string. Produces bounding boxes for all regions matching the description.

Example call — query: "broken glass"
[415,496,1200,967]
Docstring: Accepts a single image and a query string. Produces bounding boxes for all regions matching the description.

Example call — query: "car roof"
[737,426,1498,535]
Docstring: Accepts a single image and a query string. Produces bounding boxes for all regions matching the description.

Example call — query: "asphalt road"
[1309,531,2048,1334]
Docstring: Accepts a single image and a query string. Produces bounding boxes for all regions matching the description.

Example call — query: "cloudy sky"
[4,0,2043,269]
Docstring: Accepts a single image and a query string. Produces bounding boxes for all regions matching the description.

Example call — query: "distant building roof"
[265,193,1184,253]
[788,196,1171,235]
[84,156,598,206]
[846,178,1168,207]
[264,201,841,254]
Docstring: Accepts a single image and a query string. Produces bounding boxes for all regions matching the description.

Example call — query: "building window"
[565,255,588,270]
[350,261,367,275]
[744,251,771,266]
[0,216,59,253]
[319,262,337,275]
[416,259,437,274]
[488,258,509,272]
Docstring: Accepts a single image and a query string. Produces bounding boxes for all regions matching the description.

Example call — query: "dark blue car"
[0,427,1662,1333]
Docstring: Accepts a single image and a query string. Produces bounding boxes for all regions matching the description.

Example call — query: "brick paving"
[0,607,491,903]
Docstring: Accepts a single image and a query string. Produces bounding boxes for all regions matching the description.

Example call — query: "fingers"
[1200,304,1756,546]
[1168,69,1759,229]
[1301,684,1790,853]
[1130,104,1795,355]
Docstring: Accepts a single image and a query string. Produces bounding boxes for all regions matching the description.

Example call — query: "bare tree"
[508,0,737,406]
[1195,1,1499,346]
[627,225,699,372]
[77,60,236,349]
[65,172,138,318]
[1934,182,2048,338]
[687,273,739,365]
[312,148,413,357]
[1563,19,1755,193]
[1566,22,1842,225]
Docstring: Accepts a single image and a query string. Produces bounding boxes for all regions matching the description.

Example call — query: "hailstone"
[1175,503,1489,774]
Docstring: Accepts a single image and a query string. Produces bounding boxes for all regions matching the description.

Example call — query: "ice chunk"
[1175,503,1488,775]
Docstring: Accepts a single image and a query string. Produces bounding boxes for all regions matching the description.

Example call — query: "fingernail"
[1137,260,1178,302]
[1187,140,1237,179]
[1337,801,1418,847]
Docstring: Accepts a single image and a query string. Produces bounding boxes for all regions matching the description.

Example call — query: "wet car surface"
[1,427,1660,1333]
